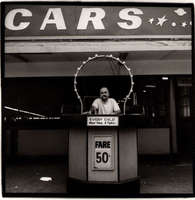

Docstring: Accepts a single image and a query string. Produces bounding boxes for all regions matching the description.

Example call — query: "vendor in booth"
[91,87,121,115]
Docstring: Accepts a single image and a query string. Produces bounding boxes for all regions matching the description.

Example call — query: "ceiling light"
[162,77,168,80]
[40,177,52,182]
[145,85,156,88]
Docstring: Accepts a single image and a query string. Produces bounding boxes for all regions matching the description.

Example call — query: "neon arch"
[74,54,134,115]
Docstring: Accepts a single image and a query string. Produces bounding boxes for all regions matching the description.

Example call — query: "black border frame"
[1,1,194,198]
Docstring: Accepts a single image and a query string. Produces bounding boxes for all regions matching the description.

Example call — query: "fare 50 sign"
[93,136,113,170]
[4,5,191,37]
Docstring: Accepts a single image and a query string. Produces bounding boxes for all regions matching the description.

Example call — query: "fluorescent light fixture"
[40,177,52,182]
[145,85,156,88]
[162,77,168,80]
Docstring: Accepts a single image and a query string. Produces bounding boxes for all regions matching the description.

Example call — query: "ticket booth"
[68,115,143,195]
[68,55,142,195]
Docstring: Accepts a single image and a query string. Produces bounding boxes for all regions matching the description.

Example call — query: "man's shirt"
[92,98,120,115]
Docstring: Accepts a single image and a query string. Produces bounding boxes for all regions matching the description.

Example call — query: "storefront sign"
[93,136,113,170]
[87,116,119,126]
[5,5,192,38]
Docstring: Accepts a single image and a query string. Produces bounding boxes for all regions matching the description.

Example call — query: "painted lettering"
[118,8,143,29]
[5,7,145,32]
[5,8,32,30]
[77,8,105,30]
[40,8,66,30]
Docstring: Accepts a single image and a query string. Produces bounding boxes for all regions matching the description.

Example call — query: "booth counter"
[68,114,144,194]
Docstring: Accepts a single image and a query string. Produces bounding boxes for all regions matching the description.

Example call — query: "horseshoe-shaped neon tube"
[74,54,134,115]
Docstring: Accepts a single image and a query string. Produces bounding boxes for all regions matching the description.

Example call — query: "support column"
[170,79,177,153]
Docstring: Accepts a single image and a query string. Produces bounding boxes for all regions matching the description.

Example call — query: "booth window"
[126,76,170,128]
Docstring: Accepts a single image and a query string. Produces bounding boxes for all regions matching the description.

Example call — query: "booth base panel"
[67,177,140,196]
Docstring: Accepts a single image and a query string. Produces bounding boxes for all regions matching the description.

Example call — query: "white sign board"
[87,116,119,126]
[93,136,114,170]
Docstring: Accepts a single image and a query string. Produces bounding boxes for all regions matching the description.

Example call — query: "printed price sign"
[93,136,114,170]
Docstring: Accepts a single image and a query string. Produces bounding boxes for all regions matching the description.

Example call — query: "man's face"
[100,88,109,101]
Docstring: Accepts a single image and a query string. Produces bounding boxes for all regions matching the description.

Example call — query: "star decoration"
[156,16,168,27]
[148,18,154,24]
[181,22,187,27]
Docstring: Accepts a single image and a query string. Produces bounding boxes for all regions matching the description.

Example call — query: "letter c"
[5,9,32,30]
